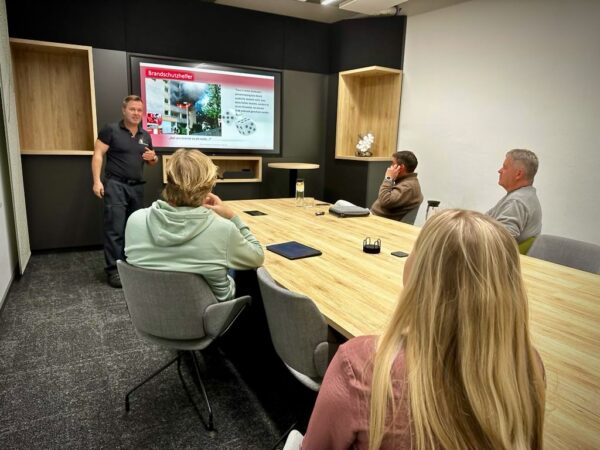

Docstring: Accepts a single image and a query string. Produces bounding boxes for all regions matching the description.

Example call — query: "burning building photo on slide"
[145,78,222,137]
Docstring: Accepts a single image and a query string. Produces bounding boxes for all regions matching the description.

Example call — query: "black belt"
[105,173,146,186]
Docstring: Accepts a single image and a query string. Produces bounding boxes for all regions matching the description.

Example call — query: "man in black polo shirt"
[91,95,158,287]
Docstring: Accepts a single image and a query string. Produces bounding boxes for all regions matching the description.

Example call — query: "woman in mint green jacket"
[125,149,264,301]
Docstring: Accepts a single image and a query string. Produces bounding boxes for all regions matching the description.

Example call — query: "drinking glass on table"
[295,179,305,206]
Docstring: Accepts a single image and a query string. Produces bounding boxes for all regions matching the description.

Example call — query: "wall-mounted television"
[129,55,281,155]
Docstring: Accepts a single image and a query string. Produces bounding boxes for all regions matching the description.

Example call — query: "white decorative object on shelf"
[356,133,374,157]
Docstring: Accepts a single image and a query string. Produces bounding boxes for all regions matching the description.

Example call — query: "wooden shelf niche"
[335,66,402,161]
[10,39,97,155]
[162,155,262,184]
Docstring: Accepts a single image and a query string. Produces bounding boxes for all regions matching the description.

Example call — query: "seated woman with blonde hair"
[125,148,264,301]
[300,209,545,450]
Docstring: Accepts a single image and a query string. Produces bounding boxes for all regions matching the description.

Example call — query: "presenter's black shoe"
[107,272,122,289]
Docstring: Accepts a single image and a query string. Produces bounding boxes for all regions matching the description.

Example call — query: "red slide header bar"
[145,68,194,80]
[144,67,274,89]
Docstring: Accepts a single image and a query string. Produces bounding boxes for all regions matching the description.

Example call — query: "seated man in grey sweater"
[487,149,542,250]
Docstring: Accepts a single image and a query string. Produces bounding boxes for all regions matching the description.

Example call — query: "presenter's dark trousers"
[103,178,144,274]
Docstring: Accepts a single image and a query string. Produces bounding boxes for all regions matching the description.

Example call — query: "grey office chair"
[256,267,339,392]
[527,235,600,274]
[400,204,421,225]
[117,260,251,431]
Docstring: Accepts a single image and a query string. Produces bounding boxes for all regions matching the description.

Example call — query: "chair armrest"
[314,342,334,378]
[204,295,251,337]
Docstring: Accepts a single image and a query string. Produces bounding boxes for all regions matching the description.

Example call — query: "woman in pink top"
[301,209,545,450]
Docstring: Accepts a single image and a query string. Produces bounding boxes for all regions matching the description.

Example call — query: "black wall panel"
[6,0,127,50]
[283,17,329,73]
[7,1,404,75]
[21,156,103,250]
[123,1,285,69]
[7,0,330,74]
[331,16,406,73]
[92,49,129,131]
[324,159,370,207]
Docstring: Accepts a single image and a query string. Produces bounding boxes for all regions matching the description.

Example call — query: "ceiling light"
[339,0,408,14]
[321,0,340,5]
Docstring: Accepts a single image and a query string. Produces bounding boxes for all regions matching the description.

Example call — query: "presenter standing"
[91,95,158,288]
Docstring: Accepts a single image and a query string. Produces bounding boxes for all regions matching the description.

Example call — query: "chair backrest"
[400,204,421,225]
[527,235,600,274]
[117,261,249,342]
[257,267,332,383]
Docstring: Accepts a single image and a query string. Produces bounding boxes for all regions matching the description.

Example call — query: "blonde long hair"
[369,209,545,450]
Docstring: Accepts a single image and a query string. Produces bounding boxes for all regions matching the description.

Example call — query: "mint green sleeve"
[226,216,265,269]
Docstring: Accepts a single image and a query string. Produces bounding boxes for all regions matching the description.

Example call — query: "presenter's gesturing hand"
[93,181,104,198]
[203,193,235,220]
[142,147,158,165]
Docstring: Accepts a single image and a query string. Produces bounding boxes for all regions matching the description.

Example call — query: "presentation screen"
[129,55,281,154]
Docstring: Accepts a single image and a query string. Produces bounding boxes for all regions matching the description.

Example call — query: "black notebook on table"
[266,241,322,260]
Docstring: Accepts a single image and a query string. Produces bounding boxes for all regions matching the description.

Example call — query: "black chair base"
[125,351,215,431]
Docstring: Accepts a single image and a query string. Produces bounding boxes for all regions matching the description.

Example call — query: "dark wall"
[8,0,405,249]
[21,156,103,250]
[6,0,330,74]
[93,49,129,131]
[7,0,403,75]
[6,0,127,50]
[262,70,327,200]
[330,16,406,73]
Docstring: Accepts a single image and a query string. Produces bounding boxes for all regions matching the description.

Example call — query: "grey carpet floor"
[0,250,297,449]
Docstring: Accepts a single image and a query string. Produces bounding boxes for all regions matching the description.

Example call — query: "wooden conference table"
[228,198,600,449]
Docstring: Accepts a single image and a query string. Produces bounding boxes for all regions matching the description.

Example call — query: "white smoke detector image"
[235,116,257,136]
[220,109,257,135]
[220,109,237,125]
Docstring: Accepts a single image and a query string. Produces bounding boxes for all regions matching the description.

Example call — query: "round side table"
[268,162,320,196]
